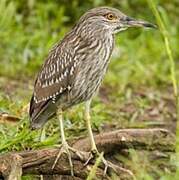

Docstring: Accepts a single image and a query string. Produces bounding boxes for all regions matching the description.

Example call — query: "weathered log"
[73,128,175,152]
[0,154,22,180]
[0,128,175,180]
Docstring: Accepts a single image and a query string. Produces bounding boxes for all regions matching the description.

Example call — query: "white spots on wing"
[64,58,67,66]
[34,85,71,104]
[52,96,56,103]
[56,60,59,72]
[61,62,64,69]
[48,78,54,86]
[45,81,48,87]
[64,69,68,77]
[60,87,63,93]
[69,56,72,63]
[70,66,74,75]
[60,73,64,80]
[39,49,79,88]
[41,81,48,88]
[34,96,37,103]
[74,44,80,51]
[73,61,77,68]
[34,45,79,104]
[53,64,56,73]
[67,85,71,90]
[55,78,59,83]
[40,61,73,88]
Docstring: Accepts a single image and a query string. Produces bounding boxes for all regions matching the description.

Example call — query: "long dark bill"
[125,16,157,29]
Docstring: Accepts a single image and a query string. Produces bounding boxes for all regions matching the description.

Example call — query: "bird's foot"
[84,149,117,177]
[52,143,74,176]
[52,143,85,176]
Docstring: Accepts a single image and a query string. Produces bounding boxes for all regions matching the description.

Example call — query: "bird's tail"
[29,95,56,130]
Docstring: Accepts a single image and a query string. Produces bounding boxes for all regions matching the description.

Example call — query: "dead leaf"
[0,113,20,124]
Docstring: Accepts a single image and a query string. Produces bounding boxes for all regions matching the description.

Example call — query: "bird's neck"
[73,22,114,43]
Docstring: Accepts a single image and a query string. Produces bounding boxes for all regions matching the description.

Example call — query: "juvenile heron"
[29,6,155,174]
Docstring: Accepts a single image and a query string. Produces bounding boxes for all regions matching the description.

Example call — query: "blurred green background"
[0,0,178,179]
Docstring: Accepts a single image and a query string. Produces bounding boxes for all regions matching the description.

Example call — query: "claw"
[52,143,74,176]
[83,148,99,167]
[101,157,110,176]
[83,149,117,177]
[52,143,86,176]
[83,152,94,167]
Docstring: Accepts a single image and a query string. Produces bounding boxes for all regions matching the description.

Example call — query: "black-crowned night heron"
[29,6,155,175]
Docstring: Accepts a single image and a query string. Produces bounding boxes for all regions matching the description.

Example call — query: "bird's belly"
[71,71,105,105]
[56,69,106,110]
[60,36,114,109]
[70,56,111,105]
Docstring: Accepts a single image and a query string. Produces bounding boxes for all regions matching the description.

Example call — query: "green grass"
[0,0,179,179]
[87,152,104,180]
[147,0,179,178]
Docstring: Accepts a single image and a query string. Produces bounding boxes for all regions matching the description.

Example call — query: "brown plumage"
[29,7,156,174]
[29,6,156,131]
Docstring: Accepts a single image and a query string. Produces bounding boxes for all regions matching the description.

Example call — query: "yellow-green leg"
[39,127,46,180]
[84,99,110,175]
[84,99,97,151]
[52,109,74,176]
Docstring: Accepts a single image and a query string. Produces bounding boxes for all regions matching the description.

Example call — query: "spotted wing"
[29,44,78,128]
[35,49,77,102]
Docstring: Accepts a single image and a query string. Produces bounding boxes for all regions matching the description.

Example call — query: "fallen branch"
[0,128,175,180]
[0,154,22,180]
[73,128,175,152]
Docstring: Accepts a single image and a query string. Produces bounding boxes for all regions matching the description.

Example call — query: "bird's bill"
[124,16,157,29]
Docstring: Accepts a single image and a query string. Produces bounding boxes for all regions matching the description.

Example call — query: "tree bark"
[72,128,175,152]
[0,154,22,180]
[0,128,175,180]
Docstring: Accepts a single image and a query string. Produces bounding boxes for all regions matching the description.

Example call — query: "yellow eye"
[105,13,116,20]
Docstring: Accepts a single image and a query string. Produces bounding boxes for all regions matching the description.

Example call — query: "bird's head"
[76,7,156,35]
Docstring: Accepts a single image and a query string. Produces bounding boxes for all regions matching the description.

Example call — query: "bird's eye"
[105,13,116,20]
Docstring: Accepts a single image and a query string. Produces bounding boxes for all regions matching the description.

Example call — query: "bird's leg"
[39,127,46,180]
[84,100,113,175]
[52,108,74,176]
[85,99,97,152]
[52,109,86,176]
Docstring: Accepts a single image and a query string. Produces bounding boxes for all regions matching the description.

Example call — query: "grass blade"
[87,152,104,180]
[147,0,179,172]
